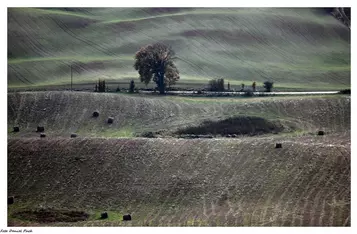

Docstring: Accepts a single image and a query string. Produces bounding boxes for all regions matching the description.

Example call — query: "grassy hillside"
[8,8,350,90]
[8,134,350,226]
[7,91,350,138]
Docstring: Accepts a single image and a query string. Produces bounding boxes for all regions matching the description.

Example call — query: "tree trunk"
[158,71,165,95]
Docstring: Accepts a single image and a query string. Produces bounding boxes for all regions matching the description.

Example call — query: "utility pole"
[70,64,73,91]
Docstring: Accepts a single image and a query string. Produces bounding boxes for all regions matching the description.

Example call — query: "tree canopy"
[134,43,180,94]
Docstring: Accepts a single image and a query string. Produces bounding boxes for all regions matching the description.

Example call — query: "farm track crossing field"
[8,8,350,90]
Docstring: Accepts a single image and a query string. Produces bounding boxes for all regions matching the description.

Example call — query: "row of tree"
[95,43,274,94]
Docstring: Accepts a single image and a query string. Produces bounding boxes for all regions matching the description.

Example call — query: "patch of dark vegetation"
[178,134,213,139]
[209,78,225,92]
[175,116,284,136]
[12,209,89,223]
[339,89,351,94]
[140,131,156,138]
[95,79,107,92]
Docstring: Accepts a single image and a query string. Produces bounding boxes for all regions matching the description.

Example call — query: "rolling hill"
[8,8,350,90]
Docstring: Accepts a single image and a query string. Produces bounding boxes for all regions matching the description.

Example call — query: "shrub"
[263,81,274,92]
[339,89,351,94]
[209,78,225,91]
[116,85,120,92]
[129,80,135,93]
[96,79,106,92]
[141,131,156,138]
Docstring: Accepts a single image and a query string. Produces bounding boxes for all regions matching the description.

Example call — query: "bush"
[116,85,120,92]
[339,89,351,94]
[263,81,274,92]
[96,79,106,92]
[129,80,135,93]
[209,78,225,91]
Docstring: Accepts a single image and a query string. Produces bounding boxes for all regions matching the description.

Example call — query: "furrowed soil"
[7,92,350,226]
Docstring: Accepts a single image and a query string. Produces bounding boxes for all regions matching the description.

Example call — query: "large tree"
[134,43,180,94]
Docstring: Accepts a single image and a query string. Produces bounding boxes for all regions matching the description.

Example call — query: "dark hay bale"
[70,133,77,138]
[107,117,114,124]
[40,133,46,138]
[36,126,45,132]
[275,143,282,148]
[123,214,131,221]
[13,127,20,132]
[92,111,99,117]
[100,212,108,219]
[317,131,325,136]
[8,196,14,205]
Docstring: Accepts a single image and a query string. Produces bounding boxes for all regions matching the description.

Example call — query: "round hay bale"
[317,131,325,136]
[100,212,108,219]
[107,117,114,124]
[37,126,45,132]
[13,127,20,132]
[70,133,77,138]
[92,111,99,117]
[40,133,46,138]
[8,196,14,205]
[123,214,131,221]
[275,143,282,148]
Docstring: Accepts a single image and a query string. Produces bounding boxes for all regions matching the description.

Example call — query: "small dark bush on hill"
[263,81,274,92]
[95,79,107,92]
[129,80,135,93]
[339,89,351,94]
[209,78,225,91]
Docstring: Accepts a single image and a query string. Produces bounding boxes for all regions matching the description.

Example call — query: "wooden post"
[71,64,73,91]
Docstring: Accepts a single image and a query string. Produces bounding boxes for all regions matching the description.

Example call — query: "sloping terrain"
[8,8,350,90]
[7,92,351,226]
[8,133,350,226]
[7,91,350,137]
